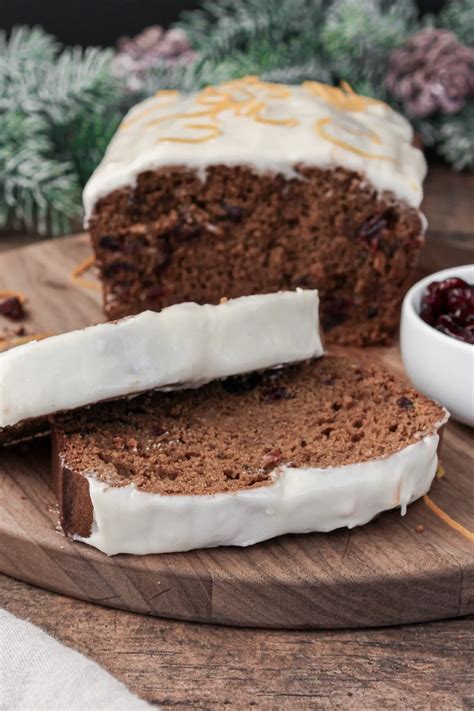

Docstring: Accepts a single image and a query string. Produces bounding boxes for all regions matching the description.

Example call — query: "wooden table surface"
[1,165,473,709]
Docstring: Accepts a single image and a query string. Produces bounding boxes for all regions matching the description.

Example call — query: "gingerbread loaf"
[53,356,447,555]
[0,290,322,444]
[84,76,427,346]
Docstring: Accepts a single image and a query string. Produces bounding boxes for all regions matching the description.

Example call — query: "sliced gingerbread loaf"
[0,290,322,444]
[53,356,447,555]
[84,76,427,346]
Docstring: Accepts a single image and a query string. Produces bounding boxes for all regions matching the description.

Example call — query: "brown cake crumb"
[89,164,424,346]
[54,356,444,501]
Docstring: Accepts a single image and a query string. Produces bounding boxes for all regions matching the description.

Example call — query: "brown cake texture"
[53,356,444,538]
[89,165,424,346]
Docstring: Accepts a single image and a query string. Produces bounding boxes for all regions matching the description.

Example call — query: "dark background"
[0,0,447,47]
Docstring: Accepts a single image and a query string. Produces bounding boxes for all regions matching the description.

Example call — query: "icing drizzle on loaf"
[83,75,427,221]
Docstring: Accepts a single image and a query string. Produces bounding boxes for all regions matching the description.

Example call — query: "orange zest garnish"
[423,495,474,543]
[158,122,222,144]
[154,89,179,98]
[0,290,27,304]
[303,80,386,112]
[120,76,400,150]
[70,255,101,292]
[120,76,299,140]
[315,117,394,161]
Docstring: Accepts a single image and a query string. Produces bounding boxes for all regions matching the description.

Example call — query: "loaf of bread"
[84,76,427,346]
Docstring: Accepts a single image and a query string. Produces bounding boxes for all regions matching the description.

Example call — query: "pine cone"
[386,28,474,118]
[117,26,164,56]
[114,26,198,93]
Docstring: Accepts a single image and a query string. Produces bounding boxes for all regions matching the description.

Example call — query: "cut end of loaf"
[89,165,424,346]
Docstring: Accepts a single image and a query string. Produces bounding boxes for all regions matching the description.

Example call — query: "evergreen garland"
[0,110,79,235]
[438,0,474,44]
[1,1,473,237]
[434,104,474,169]
[0,26,122,235]
[320,0,416,90]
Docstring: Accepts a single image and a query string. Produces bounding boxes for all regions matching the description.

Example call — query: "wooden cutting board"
[0,234,472,629]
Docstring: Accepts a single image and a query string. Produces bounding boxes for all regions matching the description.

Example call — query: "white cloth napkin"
[0,609,153,711]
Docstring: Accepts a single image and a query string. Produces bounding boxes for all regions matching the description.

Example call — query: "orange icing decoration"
[120,76,398,146]
[120,75,299,141]
[233,75,259,83]
[158,123,222,143]
[423,494,474,543]
[238,77,291,99]
[239,98,265,117]
[240,98,298,126]
[254,114,298,127]
[122,104,167,130]
[154,89,179,97]
[147,107,219,127]
[303,80,386,112]
[222,76,260,90]
[0,290,27,304]
[220,78,263,101]
[70,255,101,292]
[122,91,180,130]
[265,86,292,99]
[197,86,235,104]
[315,117,395,162]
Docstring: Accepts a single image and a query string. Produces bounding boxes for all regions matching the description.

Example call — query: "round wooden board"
[1,235,473,629]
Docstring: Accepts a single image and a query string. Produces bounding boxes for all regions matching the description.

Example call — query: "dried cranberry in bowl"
[419,277,474,345]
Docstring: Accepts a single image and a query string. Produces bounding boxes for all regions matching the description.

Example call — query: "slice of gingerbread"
[52,356,447,555]
[0,290,323,444]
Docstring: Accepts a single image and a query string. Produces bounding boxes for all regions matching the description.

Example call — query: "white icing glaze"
[79,431,442,556]
[83,77,427,221]
[0,290,322,429]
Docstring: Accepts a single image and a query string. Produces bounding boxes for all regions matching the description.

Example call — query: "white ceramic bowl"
[400,264,474,427]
